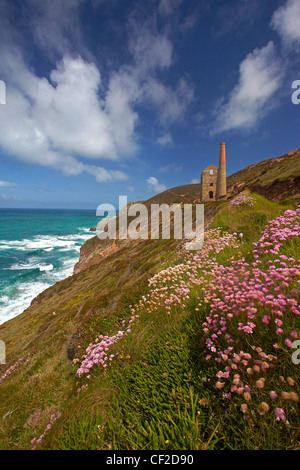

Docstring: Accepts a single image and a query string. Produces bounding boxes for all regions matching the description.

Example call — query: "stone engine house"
[200,142,227,202]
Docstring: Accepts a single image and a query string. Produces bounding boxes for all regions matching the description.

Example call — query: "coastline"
[0,208,101,326]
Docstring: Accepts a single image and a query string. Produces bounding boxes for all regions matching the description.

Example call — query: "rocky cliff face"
[73,149,299,275]
[226,148,300,201]
[0,146,299,450]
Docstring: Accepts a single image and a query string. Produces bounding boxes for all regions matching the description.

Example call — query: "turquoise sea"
[0,208,102,325]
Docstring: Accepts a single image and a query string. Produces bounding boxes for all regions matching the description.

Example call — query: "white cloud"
[147,176,167,193]
[211,41,284,134]
[129,29,173,74]
[190,178,199,184]
[84,165,128,183]
[156,132,173,146]
[126,6,195,125]
[142,77,194,125]
[105,69,140,156]
[271,0,300,46]
[0,180,17,187]
[158,0,183,18]
[25,0,92,60]
[36,185,52,193]
[0,1,196,183]
[0,51,134,181]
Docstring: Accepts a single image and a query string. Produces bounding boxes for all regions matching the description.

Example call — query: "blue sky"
[0,0,299,209]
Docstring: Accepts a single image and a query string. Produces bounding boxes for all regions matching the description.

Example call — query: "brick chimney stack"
[216,142,226,199]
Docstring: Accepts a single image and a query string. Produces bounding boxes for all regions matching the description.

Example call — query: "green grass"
[0,193,299,450]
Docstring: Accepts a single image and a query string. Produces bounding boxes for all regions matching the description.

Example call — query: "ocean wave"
[0,226,93,325]
[0,260,75,325]
[0,280,52,324]
[0,236,76,252]
[39,264,53,272]
[5,260,53,272]
[0,231,95,253]
[77,227,94,233]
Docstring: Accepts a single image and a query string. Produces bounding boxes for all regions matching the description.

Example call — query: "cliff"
[75,148,299,275]
[226,148,300,201]
[0,148,299,450]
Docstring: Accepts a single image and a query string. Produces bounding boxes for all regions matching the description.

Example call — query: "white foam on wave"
[0,260,76,325]
[0,280,52,325]
[63,259,76,265]
[39,264,53,272]
[5,259,53,272]
[0,240,27,251]
[26,236,76,250]
[0,230,95,254]
[0,231,92,325]
[78,226,98,233]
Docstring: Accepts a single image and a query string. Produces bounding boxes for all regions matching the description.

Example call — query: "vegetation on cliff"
[0,187,299,450]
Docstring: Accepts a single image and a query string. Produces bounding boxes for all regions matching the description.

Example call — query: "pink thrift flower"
[275,407,285,422]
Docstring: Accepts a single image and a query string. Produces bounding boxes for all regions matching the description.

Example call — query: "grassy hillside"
[227,149,300,188]
[141,148,300,206]
[227,149,300,202]
[0,191,299,450]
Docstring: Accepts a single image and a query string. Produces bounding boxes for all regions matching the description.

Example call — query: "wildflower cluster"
[75,204,299,426]
[75,229,238,378]
[202,206,300,422]
[31,411,62,449]
[229,192,255,208]
[0,356,30,385]
[133,229,239,315]
[75,315,139,378]
[253,207,300,258]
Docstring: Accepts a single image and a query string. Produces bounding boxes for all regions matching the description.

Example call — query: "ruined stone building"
[200,142,227,202]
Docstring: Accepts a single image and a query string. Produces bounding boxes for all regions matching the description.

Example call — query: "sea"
[0,208,102,326]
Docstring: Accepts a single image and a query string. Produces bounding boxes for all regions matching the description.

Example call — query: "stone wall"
[200,164,218,202]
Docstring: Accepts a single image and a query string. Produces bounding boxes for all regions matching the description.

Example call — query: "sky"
[0,0,299,210]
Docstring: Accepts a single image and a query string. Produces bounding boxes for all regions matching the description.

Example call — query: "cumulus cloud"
[0,0,196,183]
[0,180,17,187]
[142,77,194,125]
[270,0,300,46]
[35,185,52,193]
[126,5,195,125]
[84,165,128,183]
[129,26,173,74]
[156,132,173,146]
[147,176,167,193]
[0,50,135,182]
[211,41,284,135]
[25,0,93,61]
[158,0,183,18]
